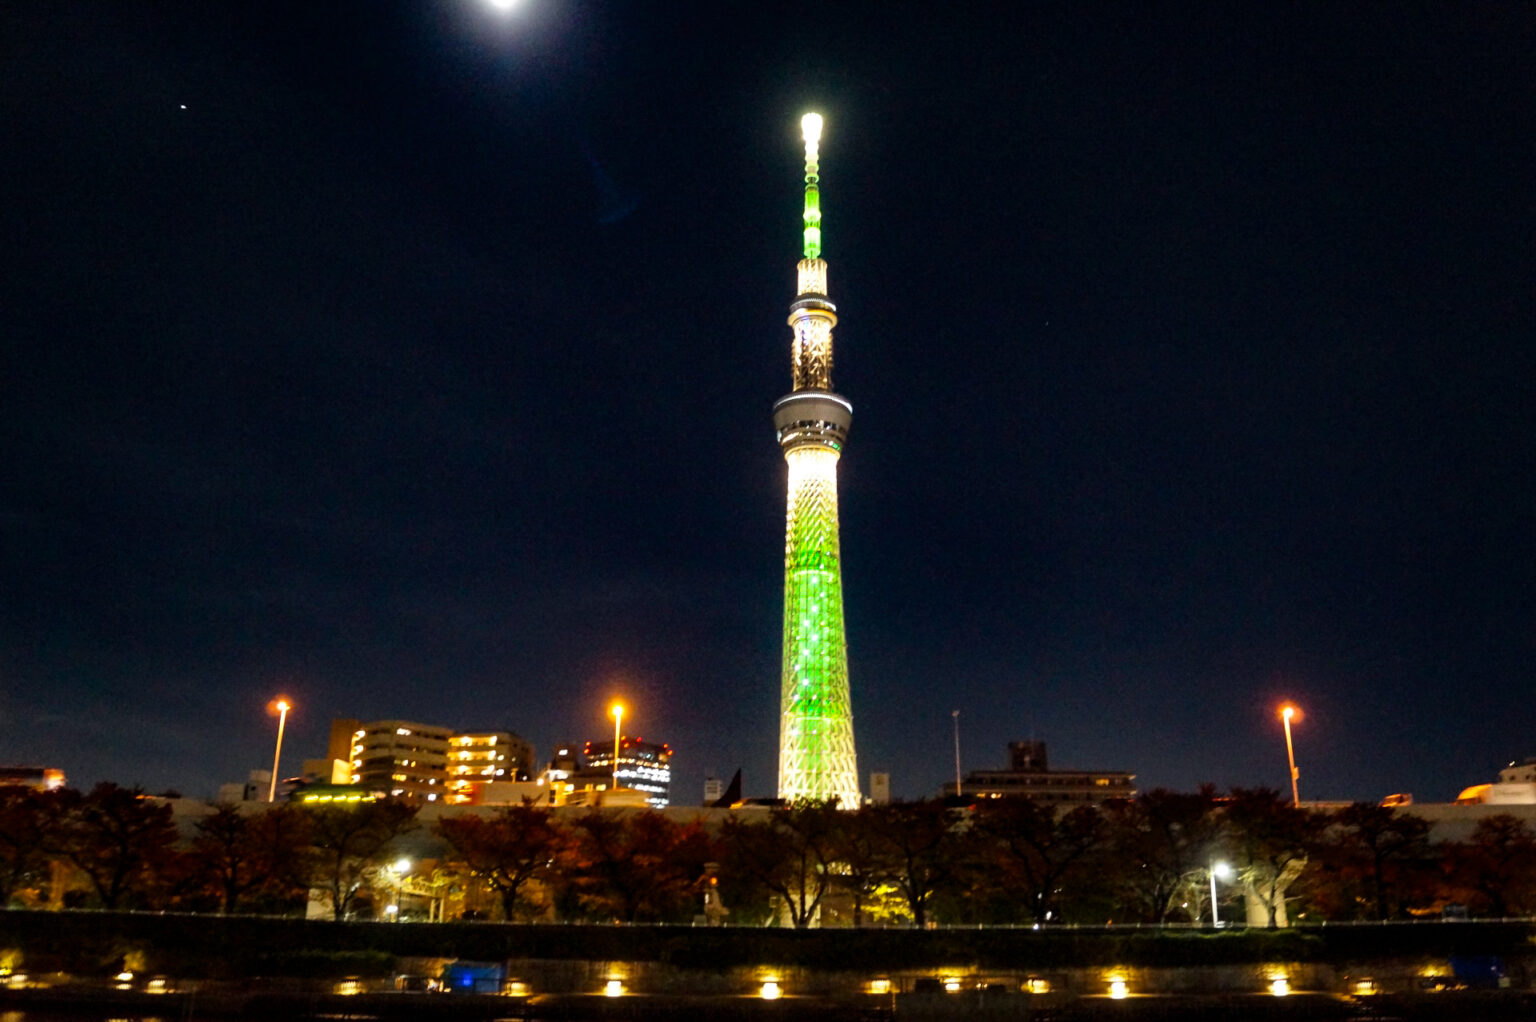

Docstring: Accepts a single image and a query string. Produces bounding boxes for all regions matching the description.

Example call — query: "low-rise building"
[0,766,65,791]
[943,740,1135,804]
[1454,756,1536,806]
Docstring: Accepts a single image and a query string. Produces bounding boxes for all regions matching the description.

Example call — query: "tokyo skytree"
[772,113,860,807]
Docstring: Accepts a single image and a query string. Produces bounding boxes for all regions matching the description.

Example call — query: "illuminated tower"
[773,113,860,806]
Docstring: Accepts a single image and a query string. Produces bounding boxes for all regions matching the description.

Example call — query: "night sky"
[3,2,1532,804]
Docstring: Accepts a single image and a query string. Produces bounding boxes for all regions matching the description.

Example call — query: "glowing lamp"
[1108,979,1129,999]
[761,980,782,999]
[801,112,823,145]
[1269,977,1291,997]
[604,979,625,997]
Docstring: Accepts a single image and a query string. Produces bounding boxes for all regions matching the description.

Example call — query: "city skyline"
[2,3,1532,804]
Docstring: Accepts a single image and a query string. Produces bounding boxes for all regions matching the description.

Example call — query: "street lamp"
[1210,860,1233,927]
[268,697,292,803]
[387,857,410,921]
[610,702,624,793]
[1279,704,1302,806]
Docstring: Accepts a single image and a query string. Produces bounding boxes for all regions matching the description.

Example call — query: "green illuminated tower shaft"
[772,114,860,806]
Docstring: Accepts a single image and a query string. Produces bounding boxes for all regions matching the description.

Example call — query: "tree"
[1223,788,1324,927]
[560,810,714,923]
[190,803,313,914]
[303,800,419,920]
[720,800,840,928]
[435,803,561,921]
[864,800,961,928]
[1327,803,1430,920]
[1443,814,1536,918]
[0,786,49,906]
[40,783,179,910]
[1101,787,1223,924]
[968,798,1107,924]
[826,806,891,927]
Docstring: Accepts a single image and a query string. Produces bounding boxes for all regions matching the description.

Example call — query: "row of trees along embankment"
[4,783,1536,928]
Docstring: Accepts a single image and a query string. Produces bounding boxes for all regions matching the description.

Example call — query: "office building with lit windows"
[545,738,672,808]
[446,731,535,804]
[346,720,452,802]
[943,740,1136,804]
[328,718,534,804]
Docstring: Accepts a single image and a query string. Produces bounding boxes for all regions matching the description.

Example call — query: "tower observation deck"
[774,113,860,807]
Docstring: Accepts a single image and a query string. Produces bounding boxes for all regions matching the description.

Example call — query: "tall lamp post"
[268,697,292,803]
[951,710,962,798]
[1280,704,1302,806]
[610,702,624,793]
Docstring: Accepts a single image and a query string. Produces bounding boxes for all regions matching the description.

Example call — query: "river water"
[7,992,1536,1021]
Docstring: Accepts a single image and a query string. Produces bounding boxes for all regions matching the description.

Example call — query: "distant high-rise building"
[347,720,453,802]
[703,776,724,805]
[446,731,535,804]
[868,772,891,805]
[334,718,533,804]
[774,113,860,807]
[581,737,673,808]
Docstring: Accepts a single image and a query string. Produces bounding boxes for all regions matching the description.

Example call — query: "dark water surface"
[7,991,1536,1021]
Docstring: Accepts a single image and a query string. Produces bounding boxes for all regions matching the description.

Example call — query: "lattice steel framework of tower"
[773,113,860,807]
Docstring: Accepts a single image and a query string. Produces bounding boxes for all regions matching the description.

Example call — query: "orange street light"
[610,702,624,793]
[1279,703,1301,805]
[269,697,292,803]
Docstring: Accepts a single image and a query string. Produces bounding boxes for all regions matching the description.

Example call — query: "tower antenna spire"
[801,112,823,259]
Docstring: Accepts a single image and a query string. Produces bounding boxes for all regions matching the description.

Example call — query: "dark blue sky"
[2,2,1532,803]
